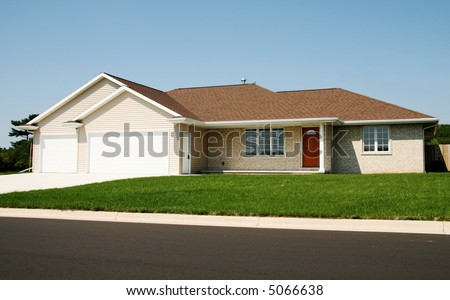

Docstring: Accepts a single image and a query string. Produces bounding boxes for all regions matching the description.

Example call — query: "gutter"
[169,117,439,127]
[343,118,439,125]
[168,117,342,127]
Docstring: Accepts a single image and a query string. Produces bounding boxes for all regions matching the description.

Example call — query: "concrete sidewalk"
[0,208,448,235]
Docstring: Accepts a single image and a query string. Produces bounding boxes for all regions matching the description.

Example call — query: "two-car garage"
[29,73,189,176]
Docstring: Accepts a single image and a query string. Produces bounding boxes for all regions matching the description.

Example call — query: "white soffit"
[168,117,342,127]
[343,118,439,125]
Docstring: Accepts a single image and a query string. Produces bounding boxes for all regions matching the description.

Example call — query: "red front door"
[302,127,320,167]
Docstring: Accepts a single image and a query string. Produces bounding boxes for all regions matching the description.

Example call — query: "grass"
[0,173,449,221]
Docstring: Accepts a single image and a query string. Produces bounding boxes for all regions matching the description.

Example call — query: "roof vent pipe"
[241,78,247,84]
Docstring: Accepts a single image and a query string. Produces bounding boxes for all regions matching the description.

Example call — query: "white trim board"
[168,117,439,128]
[28,73,126,125]
[73,86,181,121]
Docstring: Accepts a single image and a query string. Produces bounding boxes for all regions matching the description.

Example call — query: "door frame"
[181,132,191,174]
[302,127,320,168]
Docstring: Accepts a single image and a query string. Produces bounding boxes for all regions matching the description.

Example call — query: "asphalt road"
[0,217,449,279]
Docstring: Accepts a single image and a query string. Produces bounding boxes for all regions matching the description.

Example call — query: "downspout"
[423,124,439,173]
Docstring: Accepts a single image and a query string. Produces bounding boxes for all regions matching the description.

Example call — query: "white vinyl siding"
[82,92,179,175]
[34,77,181,174]
[38,78,120,135]
[32,131,40,172]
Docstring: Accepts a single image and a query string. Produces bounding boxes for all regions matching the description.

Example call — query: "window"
[245,129,257,155]
[271,128,284,155]
[245,128,284,156]
[363,126,389,153]
[259,129,270,155]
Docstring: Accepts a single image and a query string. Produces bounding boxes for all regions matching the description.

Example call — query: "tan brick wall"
[331,124,424,174]
[207,127,302,171]
[188,125,208,173]
[175,124,209,174]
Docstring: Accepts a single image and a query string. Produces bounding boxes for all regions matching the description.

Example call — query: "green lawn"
[0,173,449,221]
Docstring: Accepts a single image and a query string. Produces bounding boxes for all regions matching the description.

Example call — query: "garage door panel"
[88,132,169,174]
[41,136,78,173]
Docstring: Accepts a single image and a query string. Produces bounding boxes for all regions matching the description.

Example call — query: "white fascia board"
[204,117,341,127]
[123,87,181,117]
[100,72,128,87]
[72,87,127,121]
[28,73,126,125]
[15,125,39,131]
[62,121,84,128]
[168,117,341,127]
[343,118,439,125]
[168,117,205,126]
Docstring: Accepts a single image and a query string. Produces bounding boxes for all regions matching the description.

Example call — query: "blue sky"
[1,0,449,147]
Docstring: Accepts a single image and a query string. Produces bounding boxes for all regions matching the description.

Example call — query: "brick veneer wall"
[207,127,303,171]
[331,124,424,174]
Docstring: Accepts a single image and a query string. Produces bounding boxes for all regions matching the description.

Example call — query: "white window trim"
[362,125,392,155]
[245,128,285,156]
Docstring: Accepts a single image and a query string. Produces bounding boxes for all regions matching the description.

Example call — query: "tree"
[9,114,39,140]
[5,114,39,171]
[427,124,450,145]
[0,147,11,172]
[8,140,32,170]
[435,124,450,144]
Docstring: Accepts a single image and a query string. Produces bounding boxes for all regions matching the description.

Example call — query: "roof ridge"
[105,73,166,93]
[277,88,341,93]
[104,73,201,120]
[169,83,258,91]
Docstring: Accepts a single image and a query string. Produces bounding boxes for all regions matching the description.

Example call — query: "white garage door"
[88,132,169,174]
[41,135,78,173]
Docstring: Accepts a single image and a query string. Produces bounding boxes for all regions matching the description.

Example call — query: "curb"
[0,208,448,235]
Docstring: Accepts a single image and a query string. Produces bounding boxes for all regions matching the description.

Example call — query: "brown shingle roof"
[277,88,433,121]
[106,73,199,119]
[106,73,434,122]
[168,85,433,122]
[167,84,324,121]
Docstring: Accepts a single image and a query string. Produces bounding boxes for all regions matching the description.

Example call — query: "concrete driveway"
[0,173,155,194]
